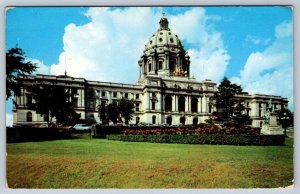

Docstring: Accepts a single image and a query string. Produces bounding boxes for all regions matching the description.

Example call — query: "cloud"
[275,20,292,38]
[168,8,230,82]
[231,21,293,110]
[245,35,271,46]
[6,113,13,127]
[50,7,230,83]
[26,58,50,75]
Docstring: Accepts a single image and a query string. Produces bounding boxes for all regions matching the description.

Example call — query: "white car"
[72,124,91,131]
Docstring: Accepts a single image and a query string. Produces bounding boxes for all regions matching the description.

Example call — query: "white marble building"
[12,15,288,127]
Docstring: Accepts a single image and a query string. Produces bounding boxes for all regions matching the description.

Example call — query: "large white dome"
[138,14,190,80]
[144,14,184,53]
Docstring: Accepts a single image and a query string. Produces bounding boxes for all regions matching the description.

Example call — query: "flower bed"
[121,126,260,135]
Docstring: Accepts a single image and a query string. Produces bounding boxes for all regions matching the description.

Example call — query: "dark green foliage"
[275,108,293,136]
[119,98,135,124]
[275,108,293,128]
[107,103,119,124]
[98,98,135,124]
[6,126,72,143]
[107,134,285,146]
[28,83,80,126]
[212,77,252,127]
[6,47,37,100]
[98,104,109,125]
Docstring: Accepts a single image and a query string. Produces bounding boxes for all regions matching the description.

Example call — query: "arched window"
[152,115,156,124]
[178,96,185,112]
[165,95,172,112]
[26,112,32,122]
[191,97,198,113]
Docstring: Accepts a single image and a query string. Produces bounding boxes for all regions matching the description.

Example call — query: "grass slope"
[6,135,293,188]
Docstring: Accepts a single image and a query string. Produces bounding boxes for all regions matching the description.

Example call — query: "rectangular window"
[136,94,139,99]
[101,91,106,97]
[152,101,156,110]
[125,93,128,99]
[158,61,163,70]
[135,103,140,112]
[113,92,117,98]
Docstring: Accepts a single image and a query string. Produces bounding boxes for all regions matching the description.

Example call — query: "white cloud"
[6,113,13,127]
[168,8,230,82]
[275,20,292,38]
[27,58,50,75]
[232,21,293,110]
[245,35,271,46]
[50,7,229,83]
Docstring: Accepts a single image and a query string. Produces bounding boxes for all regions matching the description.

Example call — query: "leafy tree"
[119,98,135,124]
[275,108,293,136]
[28,83,80,126]
[98,98,135,125]
[212,77,252,127]
[6,47,37,100]
[98,103,109,125]
[106,103,119,124]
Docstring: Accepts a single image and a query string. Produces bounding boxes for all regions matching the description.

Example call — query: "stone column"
[165,52,169,70]
[185,96,188,113]
[157,93,161,111]
[198,97,201,113]
[201,95,206,113]
[172,95,176,112]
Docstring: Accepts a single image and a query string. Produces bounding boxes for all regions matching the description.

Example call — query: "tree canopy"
[98,98,135,125]
[6,47,37,100]
[211,77,252,127]
[28,83,80,126]
[275,108,293,129]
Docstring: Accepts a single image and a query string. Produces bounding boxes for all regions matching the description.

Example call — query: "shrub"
[106,134,285,146]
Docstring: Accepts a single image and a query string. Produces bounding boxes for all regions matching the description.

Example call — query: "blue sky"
[6,6,293,126]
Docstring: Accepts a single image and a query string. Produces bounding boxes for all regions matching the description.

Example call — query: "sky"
[5,6,293,126]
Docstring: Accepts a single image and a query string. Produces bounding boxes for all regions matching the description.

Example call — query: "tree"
[28,83,80,126]
[98,98,135,125]
[275,108,293,136]
[212,77,252,127]
[119,98,135,124]
[6,47,37,100]
[106,103,119,124]
[98,103,109,125]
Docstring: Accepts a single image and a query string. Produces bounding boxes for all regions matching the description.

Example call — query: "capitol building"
[13,15,288,127]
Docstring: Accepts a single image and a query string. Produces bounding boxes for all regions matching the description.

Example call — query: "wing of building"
[12,15,289,127]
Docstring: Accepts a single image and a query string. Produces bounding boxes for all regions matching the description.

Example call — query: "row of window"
[99,91,140,100]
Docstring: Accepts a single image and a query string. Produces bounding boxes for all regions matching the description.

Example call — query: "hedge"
[106,134,285,146]
[7,126,72,143]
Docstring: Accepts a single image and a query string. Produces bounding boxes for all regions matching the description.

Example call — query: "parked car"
[72,124,91,131]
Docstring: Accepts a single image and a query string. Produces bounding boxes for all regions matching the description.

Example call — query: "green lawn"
[6,135,293,188]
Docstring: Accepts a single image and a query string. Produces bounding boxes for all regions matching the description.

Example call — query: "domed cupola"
[138,13,190,80]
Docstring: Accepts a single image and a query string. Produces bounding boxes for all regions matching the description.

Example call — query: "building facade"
[12,15,289,127]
